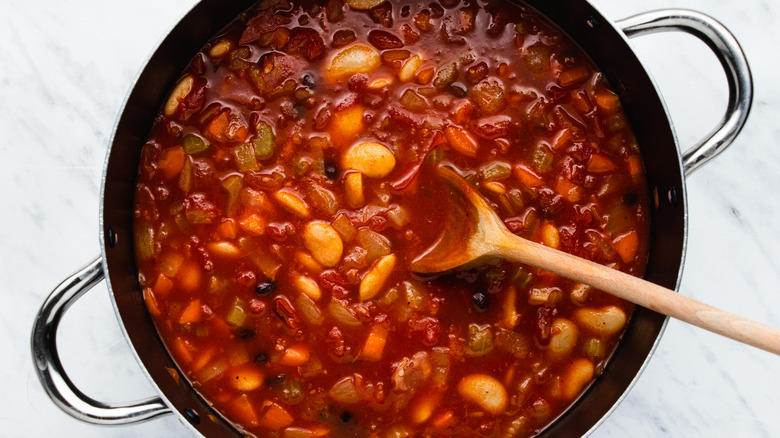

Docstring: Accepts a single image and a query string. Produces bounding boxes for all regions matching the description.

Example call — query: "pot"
[31,0,752,436]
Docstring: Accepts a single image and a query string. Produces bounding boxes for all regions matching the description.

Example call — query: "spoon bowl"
[412,164,780,355]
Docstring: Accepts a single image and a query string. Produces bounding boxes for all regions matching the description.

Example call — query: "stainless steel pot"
[31,1,752,436]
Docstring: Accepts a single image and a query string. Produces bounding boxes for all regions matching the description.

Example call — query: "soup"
[133,0,650,436]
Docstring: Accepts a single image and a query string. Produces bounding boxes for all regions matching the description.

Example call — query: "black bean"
[302,74,315,89]
[266,374,286,386]
[255,280,276,296]
[449,82,468,98]
[237,328,256,340]
[341,411,353,423]
[324,160,339,179]
[472,292,489,312]
[255,352,269,364]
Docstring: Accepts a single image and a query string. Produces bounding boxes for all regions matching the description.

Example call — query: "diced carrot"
[360,325,389,362]
[552,128,572,150]
[176,262,202,292]
[228,363,264,392]
[431,411,455,428]
[627,155,644,182]
[555,177,583,203]
[570,90,592,113]
[179,299,202,325]
[159,146,185,180]
[452,100,474,125]
[410,390,442,424]
[153,273,174,296]
[558,66,591,88]
[444,125,479,157]
[210,317,232,338]
[259,402,294,430]
[540,221,560,249]
[172,336,194,365]
[594,91,621,113]
[239,213,267,236]
[587,153,617,173]
[204,111,230,143]
[279,344,311,367]
[143,288,161,317]
[613,230,639,263]
[190,347,216,374]
[514,164,544,188]
[229,394,259,427]
[329,105,365,146]
[206,241,242,258]
[216,219,237,239]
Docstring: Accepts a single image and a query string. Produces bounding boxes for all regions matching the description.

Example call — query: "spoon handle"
[496,232,780,355]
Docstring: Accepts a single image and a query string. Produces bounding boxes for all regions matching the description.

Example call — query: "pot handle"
[616,9,753,176]
[31,257,171,425]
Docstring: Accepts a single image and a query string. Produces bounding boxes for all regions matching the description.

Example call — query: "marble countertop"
[3,0,779,436]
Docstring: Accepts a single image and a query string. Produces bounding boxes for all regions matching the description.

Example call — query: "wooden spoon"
[411,165,780,355]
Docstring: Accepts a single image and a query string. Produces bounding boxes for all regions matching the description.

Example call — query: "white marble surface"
[2,0,779,436]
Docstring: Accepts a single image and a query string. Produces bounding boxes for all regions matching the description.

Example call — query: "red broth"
[133,0,650,436]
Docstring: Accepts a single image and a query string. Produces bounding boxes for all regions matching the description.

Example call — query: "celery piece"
[402,281,426,311]
[135,222,155,260]
[178,158,192,192]
[433,61,458,89]
[466,323,494,357]
[221,175,243,216]
[234,143,259,172]
[496,328,531,359]
[513,267,533,289]
[525,43,550,73]
[276,377,304,405]
[226,298,247,327]
[254,122,275,160]
[582,337,606,361]
[479,160,512,181]
[400,89,428,112]
[183,134,209,154]
[292,154,312,175]
[296,293,323,325]
[531,143,554,173]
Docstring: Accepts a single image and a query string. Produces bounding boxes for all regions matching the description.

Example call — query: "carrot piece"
[279,344,311,367]
[259,402,294,430]
[587,153,617,173]
[627,155,644,182]
[176,262,202,292]
[595,91,621,113]
[229,394,259,427]
[190,347,216,374]
[360,325,389,362]
[570,90,592,113]
[239,213,267,236]
[558,66,591,88]
[613,230,639,263]
[444,125,479,157]
[143,288,161,317]
[216,219,237,239]
[159,146,185,180]
[552,128,572,150]
[153,273,174,296]
[555,177,583,203]
[179,299,202,325]
[410,390,442,424]
[431,410,455,428]
[514,164,544,188]
[329,105,365,146]
[205,111,230,143]
[172,337,194,365]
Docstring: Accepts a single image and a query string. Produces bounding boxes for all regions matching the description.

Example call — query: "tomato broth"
[133,0,651,436]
